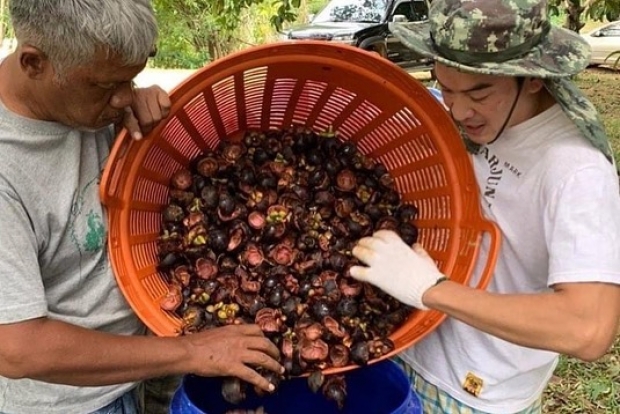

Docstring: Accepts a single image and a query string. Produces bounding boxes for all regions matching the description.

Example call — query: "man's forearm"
[1,318,189,386]
[423,281,620,361]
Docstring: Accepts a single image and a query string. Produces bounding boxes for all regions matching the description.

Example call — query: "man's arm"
[350,230,620,362]
[422,280,620,361]
[0,317,282,391]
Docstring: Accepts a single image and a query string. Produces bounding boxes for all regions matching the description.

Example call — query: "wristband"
[434,276,449,286]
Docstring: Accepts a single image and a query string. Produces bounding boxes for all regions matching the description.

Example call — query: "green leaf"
[604,51,620,69]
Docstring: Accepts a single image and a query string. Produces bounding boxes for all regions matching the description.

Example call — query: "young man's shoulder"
[531,107,615,181]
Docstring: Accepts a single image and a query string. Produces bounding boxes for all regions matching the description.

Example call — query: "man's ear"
[525,77,545,94]
[18,45,52,79]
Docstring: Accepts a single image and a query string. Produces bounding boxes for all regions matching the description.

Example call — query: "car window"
[600,22,620,37]
[392,1,428,22]
[313,0,388,24]
[411,1,428,20]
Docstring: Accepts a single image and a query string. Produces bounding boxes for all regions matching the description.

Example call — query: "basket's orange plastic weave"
[100,41,500,375]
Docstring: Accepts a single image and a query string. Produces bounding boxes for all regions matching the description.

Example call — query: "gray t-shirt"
[0,102,144,414]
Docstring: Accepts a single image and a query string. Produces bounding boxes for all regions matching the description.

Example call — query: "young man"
[0,1,281,413]
[350,0,620,413]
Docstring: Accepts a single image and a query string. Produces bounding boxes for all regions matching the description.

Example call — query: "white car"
[582,21,620,67]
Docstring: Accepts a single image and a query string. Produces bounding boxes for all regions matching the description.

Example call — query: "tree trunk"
[564,0,586,33]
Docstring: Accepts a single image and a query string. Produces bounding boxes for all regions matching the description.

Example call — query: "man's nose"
[109,82,134,109]
[445,96,474,122]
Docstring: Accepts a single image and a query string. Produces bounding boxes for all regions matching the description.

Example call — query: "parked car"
[581,20,620,68]
[279,0,431,69]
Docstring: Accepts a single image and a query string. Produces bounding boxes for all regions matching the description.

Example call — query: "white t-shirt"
[399,104,620,413]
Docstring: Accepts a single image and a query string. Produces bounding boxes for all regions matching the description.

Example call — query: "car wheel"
[367,44,387,59]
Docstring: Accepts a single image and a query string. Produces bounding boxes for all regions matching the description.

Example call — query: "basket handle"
[100,130,132,207]
[472,218,502,291]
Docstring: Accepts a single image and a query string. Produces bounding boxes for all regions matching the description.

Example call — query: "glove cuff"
[404,272,445,310]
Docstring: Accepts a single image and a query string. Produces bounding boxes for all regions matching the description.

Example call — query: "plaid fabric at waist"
[392,357,542,414]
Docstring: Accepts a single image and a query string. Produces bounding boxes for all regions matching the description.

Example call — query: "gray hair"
[10,0,158,75]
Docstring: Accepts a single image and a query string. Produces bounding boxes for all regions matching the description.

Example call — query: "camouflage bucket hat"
[389,0,614,162]
[389,0,588,78]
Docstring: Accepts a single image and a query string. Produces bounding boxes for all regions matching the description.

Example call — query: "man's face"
[434,63,533,145]
[39,51,147,130]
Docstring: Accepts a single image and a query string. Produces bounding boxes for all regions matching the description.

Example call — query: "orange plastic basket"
[100,41,500,375]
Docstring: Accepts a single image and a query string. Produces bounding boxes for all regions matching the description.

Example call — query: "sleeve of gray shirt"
[0,187,49,324]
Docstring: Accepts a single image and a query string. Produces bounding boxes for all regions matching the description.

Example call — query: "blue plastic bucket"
[169,360,422,414]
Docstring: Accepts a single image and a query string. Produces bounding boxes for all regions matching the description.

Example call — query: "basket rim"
[100,41,501,376]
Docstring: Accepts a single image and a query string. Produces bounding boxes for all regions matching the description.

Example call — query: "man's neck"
[534,89,556,118]
[0,53,51,121]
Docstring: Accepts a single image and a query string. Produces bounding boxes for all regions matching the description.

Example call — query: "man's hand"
[122,85,171,140]
[182,324,283,392]
[350,230,445,309]
[0,318,282,389]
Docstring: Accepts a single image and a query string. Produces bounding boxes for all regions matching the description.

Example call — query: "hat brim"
[389,22,590,78]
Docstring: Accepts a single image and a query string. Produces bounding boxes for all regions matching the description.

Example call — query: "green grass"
[541,69,620,414]
[544,336,620,413]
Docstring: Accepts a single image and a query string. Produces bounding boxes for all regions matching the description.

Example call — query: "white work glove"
[350,230,445,310]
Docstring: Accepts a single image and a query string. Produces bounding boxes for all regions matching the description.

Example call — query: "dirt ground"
[578,67,620,123]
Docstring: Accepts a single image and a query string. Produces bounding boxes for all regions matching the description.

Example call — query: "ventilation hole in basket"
[326,95,363,135]
[394,168,431,194]
[380,151,407,172]
[394,174,417,197]
[169,111,218,154]
[265,78,298,130]
[434,195,451,220]
[212,76,240,136]
[419,133,440,158]
[313,87,357,132]
[232,73,248,129]
[419,166,436,192]
[382,109,421,138]
[292,80,328,126]
[303,84,337,129]
[431,167,445,190]
[184,93,225,146]
[414,195,451,221]
[419,227,450,253]
[243,74,267,129]
[131,243,158,277]
[414,197,431,221]
[142,146,185,183]
[132,177,169,205]
[396,107,423,128]
[387,134,438,169]
[130,210,161,237]
[158,131,201,167]
[339,100,381,142]
[159,117,193,153]
[431,164,448,188]
[143,272,168,300]
[136,169,169,189]
[396,164,448,194]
